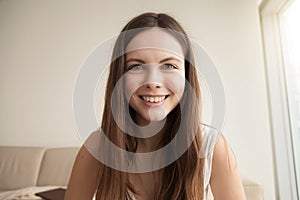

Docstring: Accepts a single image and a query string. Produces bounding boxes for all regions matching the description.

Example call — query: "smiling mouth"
[139,95,169,103]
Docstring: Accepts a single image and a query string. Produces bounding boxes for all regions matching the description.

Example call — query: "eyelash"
[128,64,143,71]
[127,64,177,71]
[161,64,176,70]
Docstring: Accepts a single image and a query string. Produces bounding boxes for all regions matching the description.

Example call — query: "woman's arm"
[210,134,247,200]
[65,145,101,200]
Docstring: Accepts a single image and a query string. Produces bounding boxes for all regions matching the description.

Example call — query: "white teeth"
[142,96,166,103]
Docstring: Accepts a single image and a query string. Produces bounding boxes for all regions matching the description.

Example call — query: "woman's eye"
[128,64,143,71]
[161,64,176,70]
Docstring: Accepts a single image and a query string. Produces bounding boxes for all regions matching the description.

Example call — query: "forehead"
[125,27,184,59]
[125,48,184,64]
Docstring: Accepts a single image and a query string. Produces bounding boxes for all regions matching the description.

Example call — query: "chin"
[148,107,169,122]
[149,115,166,122]
[136,112,167,125]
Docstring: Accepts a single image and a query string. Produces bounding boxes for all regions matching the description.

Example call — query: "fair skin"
[65,28,246,200]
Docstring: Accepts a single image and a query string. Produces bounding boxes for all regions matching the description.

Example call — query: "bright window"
[279,0,300,197]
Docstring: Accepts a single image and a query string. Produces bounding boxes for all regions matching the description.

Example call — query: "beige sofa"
[0,146,79,199]
[0,146,263,199]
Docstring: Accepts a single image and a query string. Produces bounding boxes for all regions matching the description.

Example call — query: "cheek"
[165,73,185,99]
[124,74,143,101]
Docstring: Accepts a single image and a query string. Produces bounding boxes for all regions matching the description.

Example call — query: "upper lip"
[138,94,169,96]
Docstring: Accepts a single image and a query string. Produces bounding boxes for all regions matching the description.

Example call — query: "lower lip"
[141,98,166,107]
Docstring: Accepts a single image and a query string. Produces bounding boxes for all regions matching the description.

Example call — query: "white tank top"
[201,125,220,199]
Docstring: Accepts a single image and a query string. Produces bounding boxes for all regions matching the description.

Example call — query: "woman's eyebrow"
[125,57,183,64]
[125,58,145,64]
[159,57,183,64]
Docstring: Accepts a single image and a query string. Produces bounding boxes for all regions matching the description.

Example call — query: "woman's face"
[124,28,185,124]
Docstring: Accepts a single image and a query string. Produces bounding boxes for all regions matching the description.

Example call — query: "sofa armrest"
[206,178,263,200]
[243,178,264,200]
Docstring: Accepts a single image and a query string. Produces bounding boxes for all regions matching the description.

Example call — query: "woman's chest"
[128,172,161,200]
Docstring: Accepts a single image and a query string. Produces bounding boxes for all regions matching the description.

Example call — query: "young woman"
[65,12,246,200]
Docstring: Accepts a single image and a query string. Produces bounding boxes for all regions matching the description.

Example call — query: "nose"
[144,82,162,90]
[143,65,163,90]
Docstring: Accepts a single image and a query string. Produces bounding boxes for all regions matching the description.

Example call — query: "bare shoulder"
[65,132,103,200]
[212,134,237,171]
[210,134,246,200]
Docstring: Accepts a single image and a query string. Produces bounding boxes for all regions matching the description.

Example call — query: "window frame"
[260,0,299,199]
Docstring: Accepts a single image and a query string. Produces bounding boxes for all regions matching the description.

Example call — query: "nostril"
[144,82,162,89]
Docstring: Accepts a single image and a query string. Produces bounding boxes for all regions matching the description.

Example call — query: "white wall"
[0,0,276,199]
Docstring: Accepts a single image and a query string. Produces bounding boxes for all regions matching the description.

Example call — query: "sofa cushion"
[37,147,79,186]
[0,146,46,190]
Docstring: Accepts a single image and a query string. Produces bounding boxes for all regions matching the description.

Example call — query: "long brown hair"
[96,12,204,200]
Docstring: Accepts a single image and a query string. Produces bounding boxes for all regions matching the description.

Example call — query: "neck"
[137,130,164,152]
[134,117,166,152]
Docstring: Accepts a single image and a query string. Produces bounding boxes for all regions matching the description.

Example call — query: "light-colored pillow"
[37,147,79,186]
